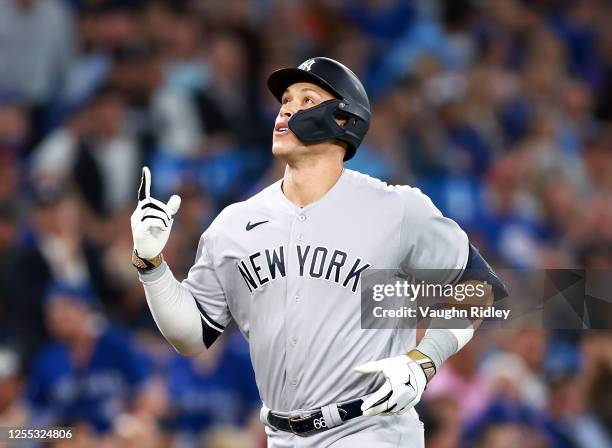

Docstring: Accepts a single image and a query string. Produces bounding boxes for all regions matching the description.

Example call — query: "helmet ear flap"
[287,99,365,161]
[288,100,346,142]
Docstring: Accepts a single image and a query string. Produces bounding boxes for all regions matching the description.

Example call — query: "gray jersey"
[182,169,468,413]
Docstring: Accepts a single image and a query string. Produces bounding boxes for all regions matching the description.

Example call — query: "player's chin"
[272,136,302,157]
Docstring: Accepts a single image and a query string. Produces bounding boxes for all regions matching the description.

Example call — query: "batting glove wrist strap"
[406,349,436,384]
[132,250,163,272]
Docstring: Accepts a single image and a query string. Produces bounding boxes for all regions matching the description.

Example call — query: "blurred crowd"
[0,0,611,447]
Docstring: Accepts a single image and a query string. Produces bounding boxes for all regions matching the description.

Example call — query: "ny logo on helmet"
[299,59,316,71]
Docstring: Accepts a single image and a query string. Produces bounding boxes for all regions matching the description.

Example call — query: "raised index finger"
[138,166,151,201]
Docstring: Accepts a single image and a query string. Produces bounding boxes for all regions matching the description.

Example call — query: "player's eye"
[281,97,291,105]
[304,96,314,105]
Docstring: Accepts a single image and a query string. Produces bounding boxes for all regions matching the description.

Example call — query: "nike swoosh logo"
[246,220,269,231]
[404,377,415,391]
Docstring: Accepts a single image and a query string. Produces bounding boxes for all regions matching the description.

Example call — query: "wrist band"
[406,349,436,383]
[132,250,163,272]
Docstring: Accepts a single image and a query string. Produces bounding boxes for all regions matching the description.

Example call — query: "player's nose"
[279,102,300,118]
[279,106,293,118]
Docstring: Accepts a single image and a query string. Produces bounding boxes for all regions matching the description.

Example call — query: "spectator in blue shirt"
[27,282,153,433]
[167,330,260,436]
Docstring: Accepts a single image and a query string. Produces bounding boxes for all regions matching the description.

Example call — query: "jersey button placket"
[285,211,308,394]
[297,213,306,243]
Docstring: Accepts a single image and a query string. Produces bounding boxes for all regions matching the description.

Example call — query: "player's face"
[272,82,339,159]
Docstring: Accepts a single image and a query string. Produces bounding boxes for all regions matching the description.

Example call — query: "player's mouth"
[274,121,290,136]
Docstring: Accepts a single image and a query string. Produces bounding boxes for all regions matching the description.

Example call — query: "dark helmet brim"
[267,68,342,103]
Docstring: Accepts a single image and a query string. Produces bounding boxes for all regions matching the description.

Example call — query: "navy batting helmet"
[267,57,371,161]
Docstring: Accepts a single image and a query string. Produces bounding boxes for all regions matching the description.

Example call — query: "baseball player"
[131,57,506,447]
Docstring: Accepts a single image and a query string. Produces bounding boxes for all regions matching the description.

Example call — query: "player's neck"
[282,158,344,207]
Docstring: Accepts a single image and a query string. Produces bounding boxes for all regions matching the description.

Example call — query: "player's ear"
[335,117,348,127]
[138,167,151,201]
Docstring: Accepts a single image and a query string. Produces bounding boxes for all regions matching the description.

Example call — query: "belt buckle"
[287,415,305,434]
[287,416,297,434]
[289,414,318,436]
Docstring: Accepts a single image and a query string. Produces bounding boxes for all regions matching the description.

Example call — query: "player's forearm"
[403,327,472,387]
[139,262,205,355]
[409,280,492,371]
[412,328,463,368]
[410,244,504,372]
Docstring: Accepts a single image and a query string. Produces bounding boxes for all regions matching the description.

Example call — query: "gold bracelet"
[406,349,437,383]
[132,250,163,272]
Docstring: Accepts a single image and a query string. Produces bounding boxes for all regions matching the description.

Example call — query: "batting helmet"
[267,57,371,161]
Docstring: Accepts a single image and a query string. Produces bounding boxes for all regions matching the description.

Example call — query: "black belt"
[267,398,364,436]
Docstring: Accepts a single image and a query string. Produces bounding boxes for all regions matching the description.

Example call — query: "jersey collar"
[276,168,349,213]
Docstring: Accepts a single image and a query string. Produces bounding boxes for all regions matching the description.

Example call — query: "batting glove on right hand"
[131,167,181,260]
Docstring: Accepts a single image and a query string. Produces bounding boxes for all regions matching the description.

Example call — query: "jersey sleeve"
[181,228,232,347]
[398,187,469,284]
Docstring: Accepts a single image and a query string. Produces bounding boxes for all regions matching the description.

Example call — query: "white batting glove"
[130,167,181,260]
[355,353,429,416]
